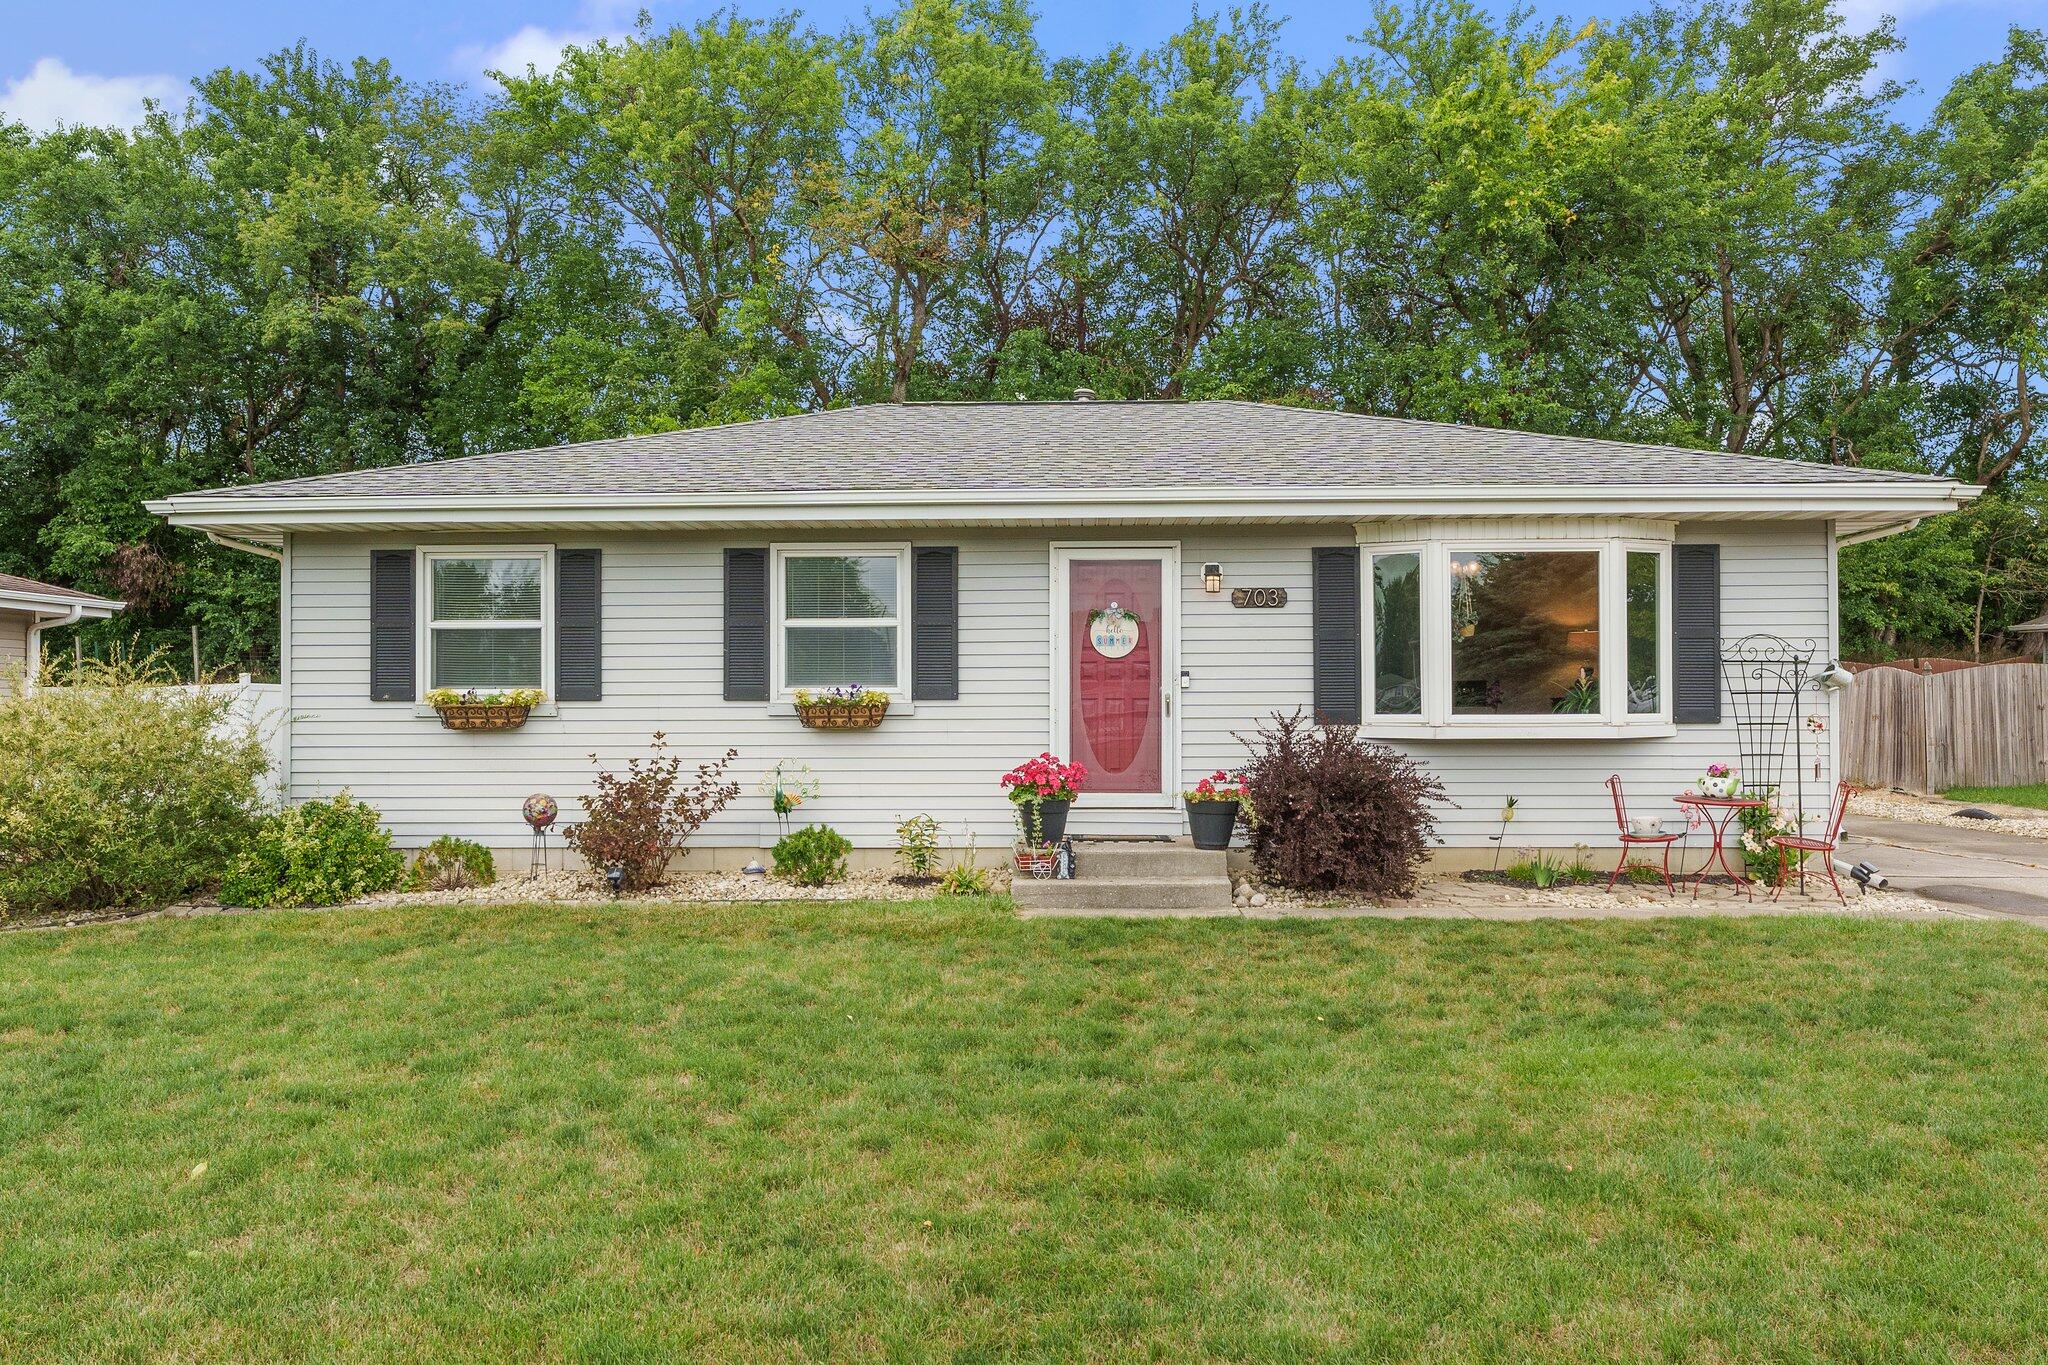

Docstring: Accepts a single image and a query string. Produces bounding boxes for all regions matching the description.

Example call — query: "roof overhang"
[146,479,1980,546]
[0,588,124,620]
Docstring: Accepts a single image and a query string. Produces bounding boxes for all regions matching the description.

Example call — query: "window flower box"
[425,688,543,731]
[793,687,890,729]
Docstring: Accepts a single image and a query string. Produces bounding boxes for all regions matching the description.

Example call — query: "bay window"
[773,545,910,693]
[421,549,550,692]
[1363,534,1671,731]
[1371,551,1422,715]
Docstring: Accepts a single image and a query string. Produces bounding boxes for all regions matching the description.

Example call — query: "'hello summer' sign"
[1088,604,1140,659]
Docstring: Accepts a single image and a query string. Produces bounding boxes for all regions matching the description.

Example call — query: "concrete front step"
[1011,838,1236,914]
[1067,839,1232,879]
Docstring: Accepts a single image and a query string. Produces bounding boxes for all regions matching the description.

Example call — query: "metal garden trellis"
[1719,633,1828,889]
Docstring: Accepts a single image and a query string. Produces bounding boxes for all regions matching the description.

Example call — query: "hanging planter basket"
[435,703,532,732]
[795,699,889,730]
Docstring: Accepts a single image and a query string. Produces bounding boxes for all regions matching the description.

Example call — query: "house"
[145,399,1975,868]
[0,573,124,688]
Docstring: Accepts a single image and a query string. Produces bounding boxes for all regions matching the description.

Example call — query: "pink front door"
[1066,556,1166,796]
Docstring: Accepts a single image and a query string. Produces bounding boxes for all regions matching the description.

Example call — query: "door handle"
[1164,684,1173,719]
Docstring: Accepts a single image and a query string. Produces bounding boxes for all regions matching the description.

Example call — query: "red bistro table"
[1673,794,1766,899]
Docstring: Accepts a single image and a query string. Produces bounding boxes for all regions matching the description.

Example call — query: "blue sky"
[1,0,2035,131]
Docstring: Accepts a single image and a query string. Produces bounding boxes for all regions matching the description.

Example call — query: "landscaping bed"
[6,901,2047,1360]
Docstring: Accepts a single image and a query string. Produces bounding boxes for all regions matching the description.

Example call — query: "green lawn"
[1945,782,2048,810]
[6,900,2048,1362]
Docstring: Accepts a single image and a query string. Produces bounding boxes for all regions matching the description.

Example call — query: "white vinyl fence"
[168,676,287,801]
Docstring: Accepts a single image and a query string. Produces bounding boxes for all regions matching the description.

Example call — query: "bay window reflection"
[1372,552,1421,715]
[1449,551,1601,715]
[1627,551,1660,714]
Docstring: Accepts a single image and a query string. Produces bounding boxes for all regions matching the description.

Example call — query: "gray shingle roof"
[0,572,121,606]
[175,399,1946,502]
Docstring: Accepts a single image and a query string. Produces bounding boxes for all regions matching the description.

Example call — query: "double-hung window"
[1362,529,1672,732]
[421,549,551,692]
[773,545,910,694]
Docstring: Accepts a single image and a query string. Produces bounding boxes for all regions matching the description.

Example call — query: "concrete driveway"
[1842,815,2048,921]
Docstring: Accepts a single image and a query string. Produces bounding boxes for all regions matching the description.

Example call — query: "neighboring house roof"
[0,573,124,618]
[146,398,1977,541]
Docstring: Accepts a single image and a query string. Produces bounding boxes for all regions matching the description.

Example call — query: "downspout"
[205,530,284,562]
[23,603,84,692]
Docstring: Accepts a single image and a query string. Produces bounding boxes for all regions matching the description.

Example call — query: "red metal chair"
[1770,780,1854,903]
[1607,775,1684,893]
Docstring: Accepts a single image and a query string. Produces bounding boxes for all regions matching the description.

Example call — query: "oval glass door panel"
[1068,559,1163,794]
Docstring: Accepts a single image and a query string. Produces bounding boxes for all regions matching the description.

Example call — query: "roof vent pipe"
[1072,387,1096,402]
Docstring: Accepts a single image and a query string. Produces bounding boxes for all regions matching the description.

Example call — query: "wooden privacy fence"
[1842,663,2048,792]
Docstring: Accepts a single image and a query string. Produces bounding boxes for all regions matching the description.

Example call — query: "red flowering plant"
[1181,769,1247,802]
[1000,752,1087,849]
[1000,752,1087,804]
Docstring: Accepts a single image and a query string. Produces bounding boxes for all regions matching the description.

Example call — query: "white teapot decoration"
[1697,763,1740,798]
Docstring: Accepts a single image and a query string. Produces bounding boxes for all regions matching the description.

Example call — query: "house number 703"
[1230,587,1288,608]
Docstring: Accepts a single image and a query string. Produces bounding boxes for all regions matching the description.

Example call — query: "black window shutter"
[912,547,959,702]
[1673,543,1722,724]
[556,549,602,702]
[1312,547,1363,725]
[369,550,416,702]
[724,548,770,701]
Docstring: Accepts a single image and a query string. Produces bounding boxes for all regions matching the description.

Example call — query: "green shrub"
[894,813,941,879]
[0,654,268,918]
[221,793,406,908]
[408,835,495,890]
[937,862,993,895]
[773,824,851,887]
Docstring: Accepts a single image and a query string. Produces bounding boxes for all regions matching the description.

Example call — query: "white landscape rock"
[1852,790,2048,840]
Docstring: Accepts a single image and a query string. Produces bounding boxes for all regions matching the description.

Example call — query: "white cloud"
[459,25,600,80]
[455,0,660,82]
[0,57,180,132]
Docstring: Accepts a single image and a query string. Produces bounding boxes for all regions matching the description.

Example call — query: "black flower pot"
[1019,797,1072,846]
[1185,798,1240,850]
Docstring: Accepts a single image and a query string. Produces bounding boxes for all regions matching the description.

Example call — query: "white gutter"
[146,479,1980,534]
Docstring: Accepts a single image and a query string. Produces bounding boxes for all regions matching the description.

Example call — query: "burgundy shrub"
[564,733,739,891]
[1237,710,1445,898]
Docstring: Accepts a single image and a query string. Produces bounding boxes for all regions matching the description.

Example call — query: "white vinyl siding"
[283,520,1834,854]
[0,611,29,687]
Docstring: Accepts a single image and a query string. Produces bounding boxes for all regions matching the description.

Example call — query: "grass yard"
[1945,782,2048,810]
[6,899,2048,1362]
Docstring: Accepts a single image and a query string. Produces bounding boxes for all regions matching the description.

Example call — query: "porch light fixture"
[1202,562,1223,594]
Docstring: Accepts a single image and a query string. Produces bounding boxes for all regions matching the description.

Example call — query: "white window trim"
[1361,534,1674,738]
[770,542,912,698]
[416,545,554,698]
